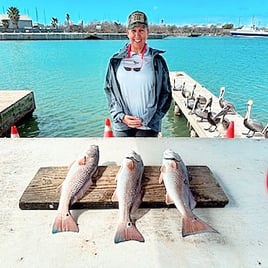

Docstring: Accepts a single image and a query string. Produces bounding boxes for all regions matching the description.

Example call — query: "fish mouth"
[126,156,141,162]
[163,157,177,160]
[125,151,142,162]
[163,149,182,162]
[163,157,182,162]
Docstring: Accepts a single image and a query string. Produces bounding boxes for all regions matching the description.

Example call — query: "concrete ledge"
[0,138,267,267]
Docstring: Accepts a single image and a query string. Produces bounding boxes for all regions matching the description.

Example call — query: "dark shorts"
[114,129,158,137]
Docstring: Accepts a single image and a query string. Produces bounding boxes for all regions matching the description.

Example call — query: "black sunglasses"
[122,57,143,72]
[123,66,142,72]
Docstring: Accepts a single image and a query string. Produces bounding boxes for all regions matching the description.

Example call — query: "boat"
[188,33,201,37]
[230,25,268,37]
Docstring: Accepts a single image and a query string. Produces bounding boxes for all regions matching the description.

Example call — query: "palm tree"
[1,19,9,32]
[65,13,70,31]
[7,6,20,31]
[51,17,58,29]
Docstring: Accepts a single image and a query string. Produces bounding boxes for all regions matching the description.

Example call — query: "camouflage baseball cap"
[127,11,148,29]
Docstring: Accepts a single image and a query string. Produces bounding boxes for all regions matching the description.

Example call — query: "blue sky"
[2,0,268,26]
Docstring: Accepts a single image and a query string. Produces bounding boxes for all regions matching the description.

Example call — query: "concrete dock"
[170,72,265,138]
[0,90,35,136]
[0,138,267,267]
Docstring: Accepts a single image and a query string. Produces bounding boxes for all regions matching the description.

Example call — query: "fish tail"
[52,211,79,234]
[114,222,145,244]
[182,214,218,237]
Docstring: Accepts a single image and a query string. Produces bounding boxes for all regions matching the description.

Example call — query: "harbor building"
[0,14,32,30]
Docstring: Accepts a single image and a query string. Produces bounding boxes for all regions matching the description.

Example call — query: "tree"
[1,19,9,32]
[7,6,20,31]
[65,13,70,31]
[223,23,234,29]
[51,17,58,29]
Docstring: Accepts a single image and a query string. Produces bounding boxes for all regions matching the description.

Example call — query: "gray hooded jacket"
[104,44,172,132]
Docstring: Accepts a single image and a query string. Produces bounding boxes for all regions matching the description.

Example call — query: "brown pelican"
[186,84,197,109]
[182,83,195,99]
[218,87,236,114]
[243,99,264,138]
[190,96,213,122]
[197,94,207,106]
[172,79,176,90]
[262,123,268,138]
[205,106,230,132]
[173,81,185,91]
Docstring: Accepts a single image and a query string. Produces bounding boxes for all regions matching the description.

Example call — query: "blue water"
[0,36,267,137]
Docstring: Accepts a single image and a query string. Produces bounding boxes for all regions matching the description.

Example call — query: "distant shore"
[0,32,169,41]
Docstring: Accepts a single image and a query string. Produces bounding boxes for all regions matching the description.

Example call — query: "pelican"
[172,79,176,90]
[218,86,236,114]
[190,96,213,122]
[243,99,264,138]
[182,83,195,99]
[261,123,268,138]
[205,106,230,132]
[197,94,207,106]
[186,85,197,109]
[173,81,185,91]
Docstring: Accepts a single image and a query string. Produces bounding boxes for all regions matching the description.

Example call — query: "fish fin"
[159,169,164,184]
[165,193,174,205]
[111,190,118,201]
[189,191,197,210]
[52,211,79,234]
[160,165,166,173]
[78,156,87,165]
[182,214,218,237]
[169,160,178,169]
[114,222,145,244]
[126,160,135,170]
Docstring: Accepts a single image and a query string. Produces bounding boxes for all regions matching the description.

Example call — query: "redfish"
[52,145,99,233]
[159,149,218,237]
[112,150,145,243]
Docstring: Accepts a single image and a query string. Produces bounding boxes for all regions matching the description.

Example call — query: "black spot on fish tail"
[114,222,145,244]
[52,212,79,233]
[182,215,219,237]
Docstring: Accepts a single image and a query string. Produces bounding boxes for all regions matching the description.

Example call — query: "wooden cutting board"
[19,165,229,210]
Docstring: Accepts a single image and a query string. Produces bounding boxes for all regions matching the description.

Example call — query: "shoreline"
[0,32,168,41]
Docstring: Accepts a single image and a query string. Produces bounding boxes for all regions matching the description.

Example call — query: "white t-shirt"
[117,49,155,129]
